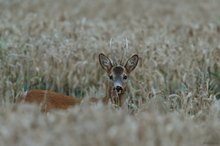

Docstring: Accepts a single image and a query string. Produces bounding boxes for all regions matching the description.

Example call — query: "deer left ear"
[124,54,139,73]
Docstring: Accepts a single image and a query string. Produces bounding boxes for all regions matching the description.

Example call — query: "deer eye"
[109,75,113,80]
[123,75,127,80]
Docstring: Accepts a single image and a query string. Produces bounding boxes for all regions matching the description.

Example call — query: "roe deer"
[18,53,139,111]
[19,90,82,112]
[18,90,100,112]
[99,53,139,107]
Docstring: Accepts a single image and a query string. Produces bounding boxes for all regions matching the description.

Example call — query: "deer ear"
[124,54,139,73]
[99,53,113,72]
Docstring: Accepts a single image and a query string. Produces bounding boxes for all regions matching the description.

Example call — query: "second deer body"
[20,53,139,112]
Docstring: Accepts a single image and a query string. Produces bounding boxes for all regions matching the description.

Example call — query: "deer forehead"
[112,66,125,75]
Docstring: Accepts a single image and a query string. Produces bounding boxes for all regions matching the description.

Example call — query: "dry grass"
[1,0,220,145]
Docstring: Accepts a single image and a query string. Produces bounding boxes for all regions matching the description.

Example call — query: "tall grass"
[0,0,220,145]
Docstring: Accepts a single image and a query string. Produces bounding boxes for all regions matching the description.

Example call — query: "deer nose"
[114,86,123,93]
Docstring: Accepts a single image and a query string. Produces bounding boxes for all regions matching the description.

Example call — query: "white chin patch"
[117,90,122,94]
[112,89,121,97]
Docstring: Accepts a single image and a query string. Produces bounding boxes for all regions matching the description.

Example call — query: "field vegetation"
[0,0,220,145]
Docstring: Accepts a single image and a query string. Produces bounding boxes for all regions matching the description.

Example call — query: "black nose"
[114,86,123,92]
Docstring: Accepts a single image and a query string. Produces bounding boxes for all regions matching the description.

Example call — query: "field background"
[0,0,220,145]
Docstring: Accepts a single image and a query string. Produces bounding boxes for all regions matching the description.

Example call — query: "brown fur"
[19,90,106,112]
[23,90,82,112]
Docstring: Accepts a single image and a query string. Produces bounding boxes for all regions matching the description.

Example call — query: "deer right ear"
[99,53,113,72]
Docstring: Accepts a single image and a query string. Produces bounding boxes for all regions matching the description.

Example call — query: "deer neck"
[104,84,126,107]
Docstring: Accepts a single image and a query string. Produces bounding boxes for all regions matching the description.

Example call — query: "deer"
[17,53,139,112]
[18,89,82,112]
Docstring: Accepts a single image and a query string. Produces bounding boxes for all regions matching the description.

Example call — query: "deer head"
[99,53,139,107]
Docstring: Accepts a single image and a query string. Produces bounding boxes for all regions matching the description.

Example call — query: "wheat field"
[0,0,220,145]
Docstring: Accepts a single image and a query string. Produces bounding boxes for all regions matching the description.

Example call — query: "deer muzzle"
[113,80,123,94]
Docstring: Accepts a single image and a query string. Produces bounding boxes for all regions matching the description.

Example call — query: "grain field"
[0,0,220,145]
